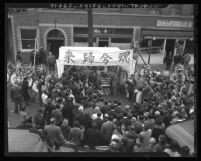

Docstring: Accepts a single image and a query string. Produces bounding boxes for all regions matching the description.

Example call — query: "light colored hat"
[78,106,84,112]
[125,105,130,109]
[104,113,109,118]
[155,111,160,116]
[149,137,156,144]
[112,134,121,141]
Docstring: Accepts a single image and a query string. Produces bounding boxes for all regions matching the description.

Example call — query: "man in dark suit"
[33,108,45,129]
[10,81,23,113]
[101,115,115,145]
[47,52,56,74]
[94,112,104,130]
[51,104,63,126]
[44,118,68,149]
[85,121,102,149]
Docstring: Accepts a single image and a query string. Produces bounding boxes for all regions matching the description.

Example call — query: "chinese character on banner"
[119,51,130,63]
[64,50,75,63]
[83,52,95,64]
[100,53,112,65]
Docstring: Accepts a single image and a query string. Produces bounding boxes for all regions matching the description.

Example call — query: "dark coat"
[86,128,102,148]
[61,125,71,141]
[51,109,63,125]
[22,80,30,102]
[69,127,84,146]
[10,85,22,100]
[44,124,66,145]
[34,113,45,129]
[101,121,115,142]
[94,118,104,130]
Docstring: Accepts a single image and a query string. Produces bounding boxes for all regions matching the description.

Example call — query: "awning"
[142,30,194,39]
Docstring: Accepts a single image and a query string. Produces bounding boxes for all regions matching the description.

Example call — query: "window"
[111,38,132,43]
[74,37,96,42]
[20,29,36,50]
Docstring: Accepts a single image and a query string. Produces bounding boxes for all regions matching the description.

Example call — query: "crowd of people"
[7,49,195,156]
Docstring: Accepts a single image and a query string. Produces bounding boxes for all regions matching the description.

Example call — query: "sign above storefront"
[156,20,193,28]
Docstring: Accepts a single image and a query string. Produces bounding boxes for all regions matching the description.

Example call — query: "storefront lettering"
[156,20,193,28]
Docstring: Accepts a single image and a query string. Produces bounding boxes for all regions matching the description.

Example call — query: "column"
[163,38,167,62]
[173,38,179,57]
[183,39,186,52]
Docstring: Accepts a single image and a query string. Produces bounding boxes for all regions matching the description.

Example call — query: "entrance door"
[46,29,65,59]
[166,39,176,57]
[47,40,64,59]
[98,38,109,47]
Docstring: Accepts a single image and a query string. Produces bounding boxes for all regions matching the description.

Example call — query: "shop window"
[111,38,132,43]
[20,29,36,50]
[74,37,96,42]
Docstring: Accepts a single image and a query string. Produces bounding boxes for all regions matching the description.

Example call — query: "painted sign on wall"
[156,20,193,28]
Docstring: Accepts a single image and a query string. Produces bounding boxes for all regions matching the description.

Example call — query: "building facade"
[7,4,194,64]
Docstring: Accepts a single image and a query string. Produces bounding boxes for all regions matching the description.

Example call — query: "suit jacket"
[51,109,63,124]
[10,85,22,100]
[101,121,115,142]
[44,124,66,145]
[86,128,102,147]
[68,127,84,146]
[34,113,45,129]
[94,117,104,130]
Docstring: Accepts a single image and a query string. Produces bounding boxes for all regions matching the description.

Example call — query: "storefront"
[141,19,194,63]
[73,27,133,49]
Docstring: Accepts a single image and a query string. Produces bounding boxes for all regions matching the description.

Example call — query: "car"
[165,119,195,155]
[8,128,48,152]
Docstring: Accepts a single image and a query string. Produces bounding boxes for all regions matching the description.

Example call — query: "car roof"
[165,120,195,154]
[8,128,47,152]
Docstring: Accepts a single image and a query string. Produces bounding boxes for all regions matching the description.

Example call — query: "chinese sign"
[59,47,133,66]
[156,20,193,28]
[57,47,136,78]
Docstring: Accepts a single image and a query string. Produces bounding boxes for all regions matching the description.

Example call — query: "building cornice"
[38,9,194,19]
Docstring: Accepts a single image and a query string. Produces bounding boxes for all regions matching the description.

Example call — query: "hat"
[155,111,160,116]
[149,137,156,144]
[78,106,84,112]
[125,105,130,110]
[111,134,121,141]
[104,113,109,118]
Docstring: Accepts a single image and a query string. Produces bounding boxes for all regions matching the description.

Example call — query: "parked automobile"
[165,119,195,155]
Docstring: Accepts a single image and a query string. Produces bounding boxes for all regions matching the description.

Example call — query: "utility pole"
[88,7,93,47]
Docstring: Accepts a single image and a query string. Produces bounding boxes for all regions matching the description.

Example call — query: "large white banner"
[57,47,136,78]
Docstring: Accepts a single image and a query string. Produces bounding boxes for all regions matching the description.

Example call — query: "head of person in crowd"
[50,117,56,125]
[62,118,69,127]
[180,146,190,157]
[158,134,166,145]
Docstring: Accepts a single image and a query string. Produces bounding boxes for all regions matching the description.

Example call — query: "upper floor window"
[20,29,36,50]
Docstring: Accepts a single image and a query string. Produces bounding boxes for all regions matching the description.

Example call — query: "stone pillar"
[173,38,179,57]
[163,38,167,62]
[183,39,186,52]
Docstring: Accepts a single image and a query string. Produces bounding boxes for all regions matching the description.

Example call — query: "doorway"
[98,38,109,47]
[166,39,175,57]
[47,40,64,59]
[46,29,65,59]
